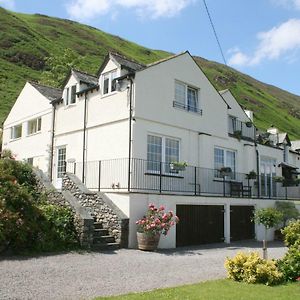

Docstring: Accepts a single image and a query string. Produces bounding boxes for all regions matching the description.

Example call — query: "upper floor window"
[228,116,237,134]
[147,134,180,173]
[214,147,236,179]
[102,70,117,95]
[65,85,77,105]
[10,124,22,140]
[174,81,201,114]
[27,117,41,135]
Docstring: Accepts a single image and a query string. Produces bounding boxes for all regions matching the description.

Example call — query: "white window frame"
[102,69,118,96]
[147,133,181,174]
[10,124,22,140]
[27,117,42,136]
[174,80,200,113]
[214,147,237,179]
[64,84,77,106]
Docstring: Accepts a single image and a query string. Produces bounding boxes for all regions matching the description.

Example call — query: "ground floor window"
[214,147,236,178]
[147,134,180,172]
[57,147,66,178]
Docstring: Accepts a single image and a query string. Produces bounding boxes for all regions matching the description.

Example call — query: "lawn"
[95,279,299,300]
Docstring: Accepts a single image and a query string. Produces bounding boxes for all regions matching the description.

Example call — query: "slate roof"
[29,81,62,102]
[110,52,145,72]
[72,69,98,86]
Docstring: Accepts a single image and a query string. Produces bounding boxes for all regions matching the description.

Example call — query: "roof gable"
[29,81,62,102]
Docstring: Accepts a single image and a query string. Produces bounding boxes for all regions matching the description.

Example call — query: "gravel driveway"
[0,241,286,300]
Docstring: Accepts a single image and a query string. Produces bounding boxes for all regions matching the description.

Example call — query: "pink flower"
[159,205,165,211]
[296,276,300,281]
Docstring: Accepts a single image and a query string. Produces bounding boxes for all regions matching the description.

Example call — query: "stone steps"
[92,220,120,251]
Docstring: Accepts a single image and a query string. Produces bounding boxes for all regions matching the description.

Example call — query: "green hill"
[1,7,300,139]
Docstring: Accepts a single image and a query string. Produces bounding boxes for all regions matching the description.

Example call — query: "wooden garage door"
[176,205,224,247]
[230,206,255,241]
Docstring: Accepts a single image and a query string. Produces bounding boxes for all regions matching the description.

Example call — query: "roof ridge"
[72,68,97,78]
[29,81,62,91]
[109,51,145,67]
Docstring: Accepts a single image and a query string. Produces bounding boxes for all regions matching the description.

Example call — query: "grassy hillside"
[1,8,300,139]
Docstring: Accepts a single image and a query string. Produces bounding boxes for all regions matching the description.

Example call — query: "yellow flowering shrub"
[225,251,283,285]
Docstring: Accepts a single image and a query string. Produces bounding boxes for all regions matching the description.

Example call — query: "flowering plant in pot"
[136,203,179,251]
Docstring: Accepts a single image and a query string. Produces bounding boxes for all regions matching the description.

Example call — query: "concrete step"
[91,242,120,251]
[93,228,109,237]
[94,222,103,230]
[93,235,115,243]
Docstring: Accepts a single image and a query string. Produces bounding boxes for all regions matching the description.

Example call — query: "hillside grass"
[1,8,300,139]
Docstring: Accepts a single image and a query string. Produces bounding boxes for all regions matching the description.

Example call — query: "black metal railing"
[173,101,203,115]
[66,158,300,200]
[228,118,256,141]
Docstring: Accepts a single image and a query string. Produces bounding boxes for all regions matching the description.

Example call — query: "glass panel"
[65,87,69,105]
[226,150,236,179]
[70,85,76,104]
[175,82,186,105]
[103,74,109,94]
[187,87,198,112]
[228,116,236,134]
[57,148,66,178]
[12,124,22,139]
[37,118,42,132]
[165,138,179,173]
[147,135,162,172]
[214,148,224,177]
[111,70,117,92]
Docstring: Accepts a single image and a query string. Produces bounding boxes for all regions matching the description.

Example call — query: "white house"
[2,81,61,173]
[3,51,300,249]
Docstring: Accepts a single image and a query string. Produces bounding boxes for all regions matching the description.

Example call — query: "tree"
[253,207,283,259]
[275,201,299,227]
[40,48,83,88]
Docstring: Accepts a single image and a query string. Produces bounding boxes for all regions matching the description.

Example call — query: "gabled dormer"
[62,69,98,105]
[97,52,145,96]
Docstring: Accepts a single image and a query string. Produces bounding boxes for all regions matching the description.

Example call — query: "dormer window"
[65,85,77,105]
[102,70,117,95]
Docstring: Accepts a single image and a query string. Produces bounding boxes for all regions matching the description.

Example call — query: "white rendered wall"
[2,82,53,173]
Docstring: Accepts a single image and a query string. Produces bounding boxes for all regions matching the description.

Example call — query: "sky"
[1,0,300,95]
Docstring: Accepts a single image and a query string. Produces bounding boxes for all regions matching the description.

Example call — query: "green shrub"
[277,243,300,282]
[225,251,283,286]
[281,220,300,247]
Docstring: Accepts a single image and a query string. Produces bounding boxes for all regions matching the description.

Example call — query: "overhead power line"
[202,0,227,65]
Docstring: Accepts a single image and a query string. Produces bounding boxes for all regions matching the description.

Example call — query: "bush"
[0,157,78,253]
[225,251,283,286]
[278,243,300,282]
[281,220,300,247]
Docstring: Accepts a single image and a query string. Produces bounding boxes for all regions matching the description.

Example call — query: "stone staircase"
[92,219,120,250]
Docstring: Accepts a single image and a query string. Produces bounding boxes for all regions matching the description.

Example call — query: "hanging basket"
[137,232,160,251]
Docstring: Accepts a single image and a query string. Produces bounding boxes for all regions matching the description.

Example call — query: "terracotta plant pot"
[137,232,160,251]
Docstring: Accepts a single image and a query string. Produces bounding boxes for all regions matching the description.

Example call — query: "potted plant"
[169,161,187,171]
[246,170,257,180]
[233,130,242,140]
[219,167,232,177]
[246,121,253,128]
[136,203,179,251]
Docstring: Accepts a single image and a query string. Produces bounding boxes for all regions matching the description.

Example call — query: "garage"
[230,205,255,241]
[176,205,224,247]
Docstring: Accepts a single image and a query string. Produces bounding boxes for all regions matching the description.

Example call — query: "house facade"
[3,52,300,249]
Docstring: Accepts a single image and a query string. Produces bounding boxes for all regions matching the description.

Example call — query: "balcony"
[228,118,256,141]
[66,158,300,200]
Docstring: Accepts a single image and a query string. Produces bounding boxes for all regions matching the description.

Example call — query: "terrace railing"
[66,158,300,200]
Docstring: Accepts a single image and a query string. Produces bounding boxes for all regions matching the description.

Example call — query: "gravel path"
[0,241,286,300]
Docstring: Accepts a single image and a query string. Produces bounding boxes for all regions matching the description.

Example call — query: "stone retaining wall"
[63,173,129,247]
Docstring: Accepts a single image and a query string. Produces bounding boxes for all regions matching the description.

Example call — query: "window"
[214,147,236,178]
[70,85,76,104]
[10,124,22,140]
[27,158,33,166]
[174,81,200,114]
[27,117,41,135]
[57,147,66,178]
[228,116,237,134]
[102,70,117,95]
[65,85,77,105]
[147,134,180,173]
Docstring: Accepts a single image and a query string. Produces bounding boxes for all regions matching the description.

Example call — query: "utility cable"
[202,0,227,65]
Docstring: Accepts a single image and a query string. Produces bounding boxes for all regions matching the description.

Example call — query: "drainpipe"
[49,102,56,182]
[82,92,88,183]
[127,76,134,192]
